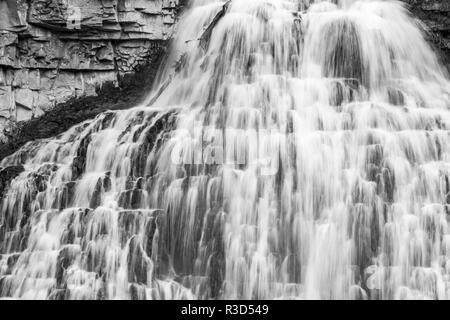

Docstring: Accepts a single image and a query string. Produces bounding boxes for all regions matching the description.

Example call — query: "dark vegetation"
[0,165,24,196]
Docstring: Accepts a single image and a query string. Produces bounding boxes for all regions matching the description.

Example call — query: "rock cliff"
[0,0,181,128]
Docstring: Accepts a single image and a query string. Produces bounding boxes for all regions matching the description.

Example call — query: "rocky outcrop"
[0,0,181,129]
[0,60,166,161]
[0,165,24,196]
[402,0,450,70]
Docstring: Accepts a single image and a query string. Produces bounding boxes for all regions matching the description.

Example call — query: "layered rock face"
[0,0,180,127]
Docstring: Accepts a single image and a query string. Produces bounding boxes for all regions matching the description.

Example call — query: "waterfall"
[1,0,450,300]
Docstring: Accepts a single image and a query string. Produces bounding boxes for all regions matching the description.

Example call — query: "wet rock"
[48,289,68,300]
[387,88,405,106]
[352,204,377,271]
[144,214,160,259]
[132,110,177,177]
[89,178,104,209]
[402,0,450,70]
[378,167,396,203]
[323,18,364,85]
[119,210,145,245]
[118,189,145,210]
[0,165,24,196]
[62,208,91,245]
[0,276,13,297]
[59,181,77,209]
[129,283,147,300]
[103,172,112,192]
[72,134,91,180]
[349,285,368,300]
[135,177,145,190]
[55,245,81,288]
[5,253,20,275]
[117,209,161,258]
[127,236,151,285]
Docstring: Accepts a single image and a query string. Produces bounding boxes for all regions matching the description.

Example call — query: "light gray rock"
[0,0,181,124]
[12,69,41,90]
[15,88,36,110]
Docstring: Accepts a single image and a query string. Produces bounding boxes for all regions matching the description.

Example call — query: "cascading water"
[1,0,450,300]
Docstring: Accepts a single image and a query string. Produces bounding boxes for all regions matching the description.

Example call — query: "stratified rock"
[0,0,181,124]
[0,165,24,196]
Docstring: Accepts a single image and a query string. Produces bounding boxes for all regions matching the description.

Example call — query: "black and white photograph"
[0,0,450,310]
